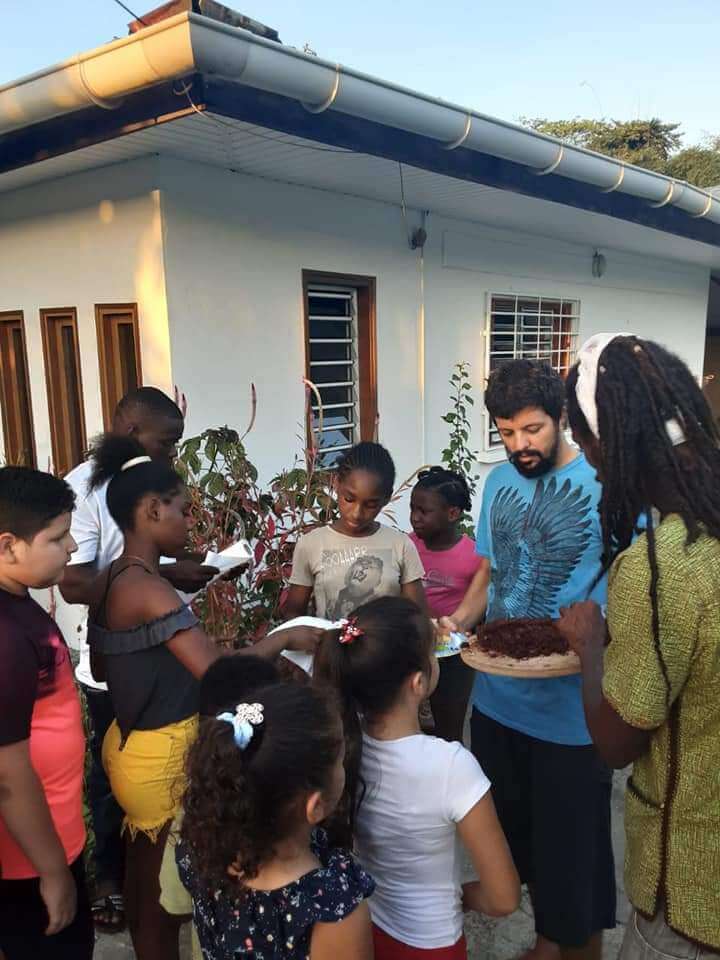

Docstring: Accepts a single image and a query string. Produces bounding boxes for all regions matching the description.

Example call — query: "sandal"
[91,893,126,933]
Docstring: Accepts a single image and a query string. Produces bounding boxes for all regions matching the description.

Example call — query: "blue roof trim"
[205,78,720,249]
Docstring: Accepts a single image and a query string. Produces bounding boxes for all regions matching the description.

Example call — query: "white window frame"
[482,292,580,455]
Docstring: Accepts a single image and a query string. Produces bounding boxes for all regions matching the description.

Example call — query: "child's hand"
[40,865,76,935]
[282,625,325,653]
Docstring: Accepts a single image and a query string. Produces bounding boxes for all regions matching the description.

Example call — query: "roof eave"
[0,11,718,240]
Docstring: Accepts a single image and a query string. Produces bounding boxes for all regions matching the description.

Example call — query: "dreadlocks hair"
[335,442,396,500]
[414,467,472,512]
[566,336,720,705]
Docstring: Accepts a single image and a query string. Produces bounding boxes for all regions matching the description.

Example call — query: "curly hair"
[566,336,720,704]
[88,433,182,532]
[485,359,566,422]
[180,683,343,895]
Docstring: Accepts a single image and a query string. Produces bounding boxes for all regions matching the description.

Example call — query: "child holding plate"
[409,468,484,742]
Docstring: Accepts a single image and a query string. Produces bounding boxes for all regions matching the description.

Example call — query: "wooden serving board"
[460,644,581,678]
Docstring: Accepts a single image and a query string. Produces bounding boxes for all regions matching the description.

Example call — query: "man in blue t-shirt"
[447,360,615,960]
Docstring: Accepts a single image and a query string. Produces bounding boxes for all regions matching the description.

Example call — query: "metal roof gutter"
[1,11,718,227]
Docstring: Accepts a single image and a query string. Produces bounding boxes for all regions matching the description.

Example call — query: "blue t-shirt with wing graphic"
[472,452,606,746]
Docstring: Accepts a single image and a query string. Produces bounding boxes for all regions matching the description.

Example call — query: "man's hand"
[40,865,76,935]
[162,560,219,594]
[557,600,607,660]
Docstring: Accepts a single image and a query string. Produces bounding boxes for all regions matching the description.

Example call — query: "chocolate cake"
[469,618,570,660]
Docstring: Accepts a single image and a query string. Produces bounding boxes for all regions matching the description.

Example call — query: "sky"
[2,0,717,147]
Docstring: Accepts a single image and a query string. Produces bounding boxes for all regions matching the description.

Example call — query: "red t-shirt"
[409,533,484,619]
[0,589,86,879]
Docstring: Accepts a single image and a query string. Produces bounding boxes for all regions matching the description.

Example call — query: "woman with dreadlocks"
[557,333,720,958]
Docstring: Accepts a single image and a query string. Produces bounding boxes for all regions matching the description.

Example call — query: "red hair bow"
[338,617,363,645]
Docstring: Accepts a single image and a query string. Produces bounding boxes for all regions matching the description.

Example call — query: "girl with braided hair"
[409,467,483,742]
[558,334,720,957]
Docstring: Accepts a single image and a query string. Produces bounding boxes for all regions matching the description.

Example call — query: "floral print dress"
[177,830,374,959]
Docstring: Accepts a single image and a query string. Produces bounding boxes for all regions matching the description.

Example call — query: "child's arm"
[310,901,374,960]
[401,577,427,612]
[457,793,520,917]
[400,536,428,612]
[0,740,76,934]
[282,584,313,619]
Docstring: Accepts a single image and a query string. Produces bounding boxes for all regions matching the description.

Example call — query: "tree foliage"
[522,117,720,188]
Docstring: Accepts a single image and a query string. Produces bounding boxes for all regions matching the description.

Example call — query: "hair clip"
[217,702,264,750]
[598,365,606,374]
[121,455,152,472]
[338,617,363,645]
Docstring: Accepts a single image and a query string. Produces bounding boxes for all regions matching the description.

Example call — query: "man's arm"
[59,562,95,606]
[0,741,76,934]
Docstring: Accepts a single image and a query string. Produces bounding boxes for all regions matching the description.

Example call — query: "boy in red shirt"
[0,466,92,959]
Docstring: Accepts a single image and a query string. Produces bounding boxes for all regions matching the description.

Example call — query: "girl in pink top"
[409,468,485,743]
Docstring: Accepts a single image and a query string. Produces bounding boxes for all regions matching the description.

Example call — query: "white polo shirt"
[64,460,125,690]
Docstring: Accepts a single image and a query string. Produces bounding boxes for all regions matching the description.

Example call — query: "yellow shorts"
[102,714,198,842]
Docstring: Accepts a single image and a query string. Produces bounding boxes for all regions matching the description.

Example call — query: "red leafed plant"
[176,385,335,645]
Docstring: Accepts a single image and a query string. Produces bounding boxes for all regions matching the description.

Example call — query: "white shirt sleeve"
[66,472,101,567]
[444,743,492,823]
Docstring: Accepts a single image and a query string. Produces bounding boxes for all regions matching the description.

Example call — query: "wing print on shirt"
[487,477,594,621]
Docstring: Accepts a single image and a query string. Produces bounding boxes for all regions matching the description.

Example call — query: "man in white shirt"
[59,386,218,932]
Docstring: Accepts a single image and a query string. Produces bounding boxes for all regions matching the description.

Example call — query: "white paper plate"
[269,616,343,677]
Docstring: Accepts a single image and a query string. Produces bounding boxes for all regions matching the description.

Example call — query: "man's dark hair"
[0,466,75,542]
[485,360,565,422]
[116,386,182,422]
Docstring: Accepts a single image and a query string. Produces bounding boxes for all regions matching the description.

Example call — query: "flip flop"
[91,893,126,933]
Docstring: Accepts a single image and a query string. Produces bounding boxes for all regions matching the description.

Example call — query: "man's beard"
[509,430,560,478]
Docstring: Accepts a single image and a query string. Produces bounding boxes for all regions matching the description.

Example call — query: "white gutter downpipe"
[1,11,719,227]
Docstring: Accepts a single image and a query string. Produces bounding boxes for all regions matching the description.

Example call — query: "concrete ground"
[94,770,630,959]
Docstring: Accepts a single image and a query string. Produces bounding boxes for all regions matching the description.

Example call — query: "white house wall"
[0,157,174,469]
[0,158,173,643]
[159,157,710,496]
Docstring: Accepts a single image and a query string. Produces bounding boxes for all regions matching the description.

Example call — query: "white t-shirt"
[65,460,125,690]
[355,733,490,949]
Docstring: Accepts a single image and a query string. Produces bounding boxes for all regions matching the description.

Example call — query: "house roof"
[1,11,720,258]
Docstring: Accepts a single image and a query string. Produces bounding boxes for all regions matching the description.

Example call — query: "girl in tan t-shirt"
[285,443,426,621]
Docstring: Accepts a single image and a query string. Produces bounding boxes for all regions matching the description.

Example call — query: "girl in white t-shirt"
[315,596,520,960]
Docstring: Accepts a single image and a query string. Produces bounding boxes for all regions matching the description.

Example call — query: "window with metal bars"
[0,311,36,467]
[484,294,579,450]
[303,273,377,467]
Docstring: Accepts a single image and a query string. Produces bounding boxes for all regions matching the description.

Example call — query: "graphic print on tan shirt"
[290,525,425,621]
